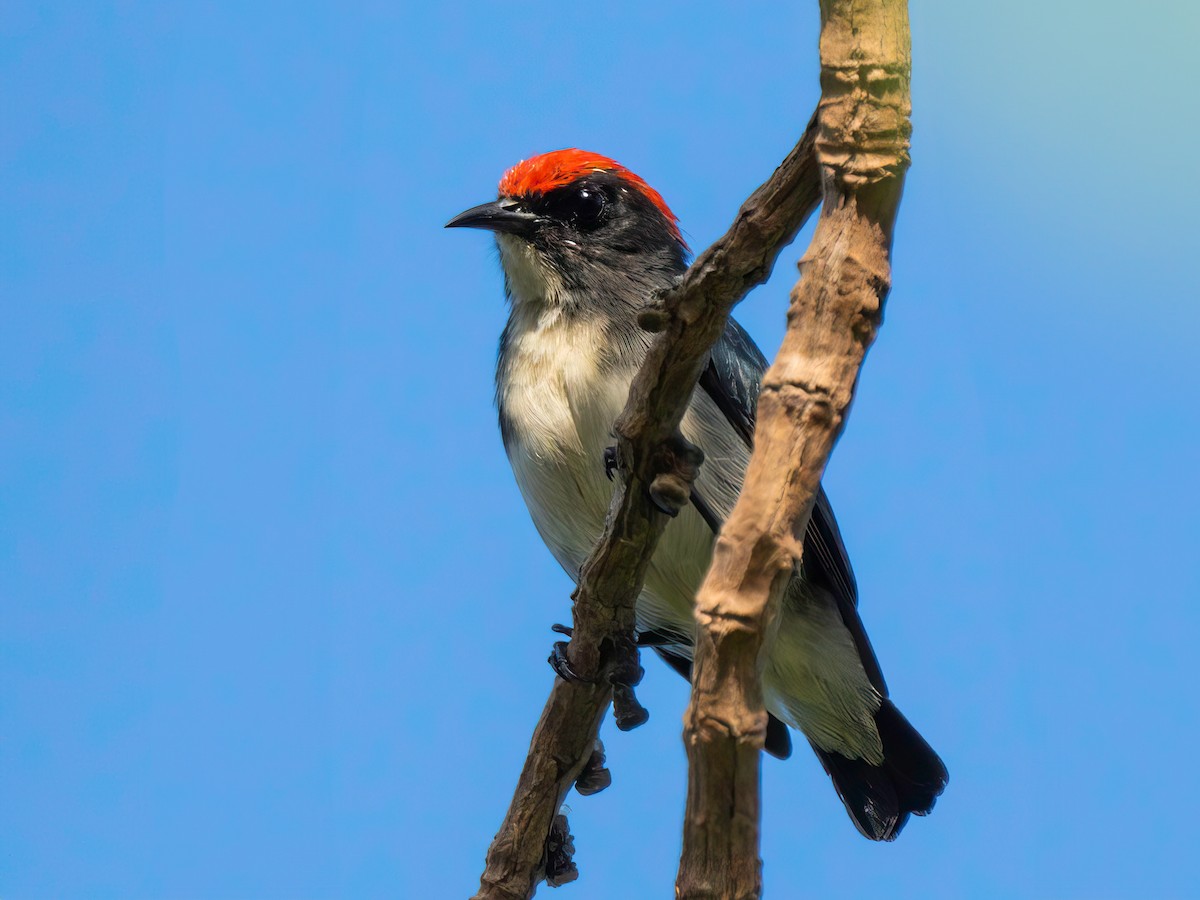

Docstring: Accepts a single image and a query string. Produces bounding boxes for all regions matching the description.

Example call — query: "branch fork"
[474,79,835,899]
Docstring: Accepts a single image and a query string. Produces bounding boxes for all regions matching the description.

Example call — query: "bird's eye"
[538,184,609,232]
[570,188,606,230]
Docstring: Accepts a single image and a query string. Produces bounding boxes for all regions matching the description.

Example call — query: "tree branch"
[676,2,913,898]
[472,121,823,900]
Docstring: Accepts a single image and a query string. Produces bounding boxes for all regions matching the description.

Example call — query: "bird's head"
[446,149,688,312]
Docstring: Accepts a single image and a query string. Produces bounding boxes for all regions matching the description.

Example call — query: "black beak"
[445,199,540,237]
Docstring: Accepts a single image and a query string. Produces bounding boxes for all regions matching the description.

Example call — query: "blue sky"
[3,2,1198,898]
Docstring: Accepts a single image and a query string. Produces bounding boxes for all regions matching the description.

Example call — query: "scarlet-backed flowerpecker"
[447,150,947,840]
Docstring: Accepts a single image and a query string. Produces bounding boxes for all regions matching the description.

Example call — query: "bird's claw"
[557,623,670,648]
[603,445,619,481]
[633,629,672,648]
[548,625,649,729]
[549,641,585,683]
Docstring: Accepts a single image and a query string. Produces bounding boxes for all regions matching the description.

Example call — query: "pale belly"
[500,350,883,759]
[504,362,748,646]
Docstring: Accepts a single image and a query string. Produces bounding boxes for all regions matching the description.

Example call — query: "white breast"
[497,303,748,646]
[499,303,634,575]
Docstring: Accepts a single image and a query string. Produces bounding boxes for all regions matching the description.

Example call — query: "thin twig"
[676,2,914,898]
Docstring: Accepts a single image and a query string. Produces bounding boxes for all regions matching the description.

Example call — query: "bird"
[446,149,947,841]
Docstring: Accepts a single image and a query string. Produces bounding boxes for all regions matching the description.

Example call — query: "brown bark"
[472,125,823,900]
[676,2,913,898]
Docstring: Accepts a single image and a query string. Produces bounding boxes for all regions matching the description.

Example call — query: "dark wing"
[698,315,766,447]
[696,317,887,695]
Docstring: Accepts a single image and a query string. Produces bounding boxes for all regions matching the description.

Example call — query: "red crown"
[498,149,683,245]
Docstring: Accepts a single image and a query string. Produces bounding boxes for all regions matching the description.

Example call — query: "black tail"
[810,699,948,841]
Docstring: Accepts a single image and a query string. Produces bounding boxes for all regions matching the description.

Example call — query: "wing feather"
[696,318,887,694]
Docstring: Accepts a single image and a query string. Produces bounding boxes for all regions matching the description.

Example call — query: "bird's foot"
[554,623,672,648]
[548,624,649,730]
[548,639,585,683]
[632,628,673,648]
[603,445,619,481]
